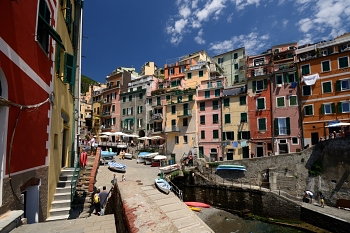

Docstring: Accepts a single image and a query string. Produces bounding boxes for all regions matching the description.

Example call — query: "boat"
[188,206,201,212]
[216,164,247,171]
[137,152,150,164]
[159,164,180,174]
[184,202,210,208]
[144,152,159,165]
[124,153,132,159]
[101,151,117,158]
[155,178,171,194]
[108,161,126,173]
[152,155,167,167]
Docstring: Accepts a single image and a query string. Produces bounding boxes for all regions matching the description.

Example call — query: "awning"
[325,122,350,127]
[40,15,65,50]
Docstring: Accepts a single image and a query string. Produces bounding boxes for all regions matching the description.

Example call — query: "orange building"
[297,33,350,146]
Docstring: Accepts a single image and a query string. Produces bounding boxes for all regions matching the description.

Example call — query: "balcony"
[152,128,164,134]
[102,111,111,117]
[150,113,163,122]
[165,126,180,132]
[177,110,192,118]
[273,62,295,72]
[188,61,206,71]
[199,82,223,90]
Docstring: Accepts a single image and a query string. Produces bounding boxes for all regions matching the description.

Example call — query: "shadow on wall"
[216,170,245,179]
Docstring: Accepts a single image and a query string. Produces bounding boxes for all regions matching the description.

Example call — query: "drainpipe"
[270,71,275,155]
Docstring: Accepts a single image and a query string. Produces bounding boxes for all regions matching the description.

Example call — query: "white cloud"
[227,13,234,23]
[232,0,261,11]
[194,29,206,44]
[196,0,227,22]
[209,31,270,55]
[282,19,288,28]
[179,6,191,18]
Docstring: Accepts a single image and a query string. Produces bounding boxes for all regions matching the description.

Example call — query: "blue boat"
[108,161,126,173]
[216,164,247,171]
[137,152,151,164]
[101,151,117,158]
[155,178,171,194]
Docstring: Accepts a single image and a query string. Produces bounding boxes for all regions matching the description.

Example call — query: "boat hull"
[108,162,126,173]
[124,153,132,159]
[184,202,210,208]
[155,178,171,194]
[159,164,180,174]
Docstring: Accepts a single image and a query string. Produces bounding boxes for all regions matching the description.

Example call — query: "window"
[137,106,143,114]
[183,118,188,126]
[274,118,290,135]
[157,97,161,105]
[171,119,176,126]
[205,91,210,98]
[258,118,266,131]
[304,105,314,116]
[292,137,298,145]
[207,82,213,88]
[187,73,192,79]
[200,115,205,124]
[177,96,182,103]
[234,75,239,83]
[201,130,205,139]
[337,79,350,91]
[301,64,310,75]
[188,94,193,101]
[276,74,284,85]
[37,0,51,53]
[169,68,174,75]
[148,98,152,105]
[199,70,203,77]
[223,132,234,140]
[112,105,115,112]
[241,113,247,122]
[183,136,188,144]
[234,53,238,59]
[321,60,331,72]
[213,130,219,139]
[238,131,250,140]
[64,53,74,84]
[214,89,220,97]
[338,101,350,113]
[137,119,143,128]
[216,80,222,87]
[122,109,126,115]
[276,97,285,108]
[175,136,179,144]
[129,95,132,101]
[180,66,185,73]
[252,79,267,92]
[218,57,224,64]
[200,102,205,111]
[234,63,239,69]
[322,81,332,93]
[254,58,265,66]
[239,96,246,105]
[224,98,229,107]
[256,98,265,110]
[159,84,163,89]
[338,56,349,69]
[322,103,335,114]
[302,86,312,96]
[171,105,176,114]
[166,95,170,101]
[139,93,143,99]
[213,114,218,124]
[286,72,297,83]
[289,95,297,106]
[225,114,231,124]
[213,100,219,110]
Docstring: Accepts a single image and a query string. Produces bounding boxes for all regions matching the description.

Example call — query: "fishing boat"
[216,164,247,171]
[184,202,210,208]
[137,152,150,164]
[159,164,180,174]
[155,178,171,194]
[144,152,159,165]
[101,151,117,158]
[124,153,132,160]
[188,206,201,212]
[108,161,126,173]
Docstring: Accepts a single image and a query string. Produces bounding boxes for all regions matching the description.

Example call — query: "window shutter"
[286,117,291,134]
[247,131,251,139]
[338,102,342,113]
[55,44,61,75]
[64,53,74,84]
[252,81,256,92]
[321,104,325,115]
[286,73,289,83]
[331,103,335,113]
[263,79,268,89]
[238,132,241,140]
[336,80,341,91]
[274,118,279,136]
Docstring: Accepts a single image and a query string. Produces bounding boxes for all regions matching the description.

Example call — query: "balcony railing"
[102,111,110,116]
[152,128,163,133]
[177,110,192,117]
[165,126,180,132]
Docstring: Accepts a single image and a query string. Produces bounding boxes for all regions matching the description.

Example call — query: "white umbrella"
[112,132,126,136]
[153,155,167,160]
[100,132,113,135]
[139,136,152,140]
[325,122,350,127]
[124,134,139,138]
[151,136,164,140]
[99,135,109,138]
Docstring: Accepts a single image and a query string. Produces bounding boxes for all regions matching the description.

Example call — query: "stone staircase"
[46,168,79,221]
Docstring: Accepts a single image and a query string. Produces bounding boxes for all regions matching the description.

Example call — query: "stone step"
[57,180,78,188]
[46,212,70,221]
[59,174,78,182]
[53,192,71,201]
[60,168,77,177]
[55,187,71,194]
[51,199,71,209]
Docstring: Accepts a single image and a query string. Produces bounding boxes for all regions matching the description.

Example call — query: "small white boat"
[124,153,132,159]
[137,152,150,164]
[108,161,126,173]
[155,178,171,194]
[144,152,159,165]
[159,164,180,174]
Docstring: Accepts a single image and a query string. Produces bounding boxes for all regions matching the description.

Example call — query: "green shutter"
[286,73,290,83]
[252,81,256,92]
[55,44,61,75]
[336,80,341,91]
[65,0,72,32]
[321,104,325,115]
[238,132,241,140]
[331,103,335,113]
[274,118,279,136]
[338,102,342,113]
[64,53,74,84]
[263,79,268,89]
[286,117,291,134]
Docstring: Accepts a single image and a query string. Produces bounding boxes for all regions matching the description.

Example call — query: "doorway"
[61,129,67,168]
[311,132,319,145]
[256,146,264,157]
[242,147,249,158]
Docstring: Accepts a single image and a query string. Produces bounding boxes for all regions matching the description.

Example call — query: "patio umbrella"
[99,135,109,138]
[150,136,164,140]
[138,136,152,140]
[153,155,167,160]
[100,132,113,135]
[112,132,127,136]
[124,134,139,138]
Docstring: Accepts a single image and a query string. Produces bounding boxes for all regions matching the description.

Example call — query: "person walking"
[319,192,325,208]
[99,186,109,215]
[93,189,101,215]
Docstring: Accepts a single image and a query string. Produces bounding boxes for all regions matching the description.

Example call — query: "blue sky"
[82,0,350,83]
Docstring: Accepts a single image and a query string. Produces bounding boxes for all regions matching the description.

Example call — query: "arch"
[138,130,145,137]
[0,68,9,207]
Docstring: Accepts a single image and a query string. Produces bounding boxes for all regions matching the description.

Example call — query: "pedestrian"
[319,192,325,208]
[111,174,117,185]
[99,186,109,215]
[122,174,126,181]
[304,190,313,203]
[93,189,101,215]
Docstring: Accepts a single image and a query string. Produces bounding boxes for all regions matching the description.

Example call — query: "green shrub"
[309,161,322,177]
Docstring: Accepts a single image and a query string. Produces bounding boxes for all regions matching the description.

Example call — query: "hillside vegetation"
[81,75,98,93]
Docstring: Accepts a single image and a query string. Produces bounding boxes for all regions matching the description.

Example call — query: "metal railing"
[167,179,183,201]
[70,152,81,208]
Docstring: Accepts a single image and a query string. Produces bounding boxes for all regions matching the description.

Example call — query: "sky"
[82,0,350,83]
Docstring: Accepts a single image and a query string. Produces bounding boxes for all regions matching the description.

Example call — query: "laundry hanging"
[241,140,247,147]
[302,73,319,86]
[233,141,239,148]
